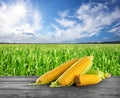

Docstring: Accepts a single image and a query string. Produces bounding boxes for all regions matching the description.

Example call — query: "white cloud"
[109,26,120,36]
[0,0,42,42]
[50,3,120,43]
[77,3,120,28]
[0,1,120,43]
[55,10,76,28]
[42,2,120,43]
[112,22,120,28]
[32,10,42,31]
[55,18,76,28]
[108,13,120,36]
[58,10,69,18]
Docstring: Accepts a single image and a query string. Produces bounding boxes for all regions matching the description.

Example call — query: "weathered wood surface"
[0,76,120,98]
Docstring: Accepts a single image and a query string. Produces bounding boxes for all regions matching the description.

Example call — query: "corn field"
[0,44,120,76]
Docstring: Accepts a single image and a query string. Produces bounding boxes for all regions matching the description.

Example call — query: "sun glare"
[12,4,26,18]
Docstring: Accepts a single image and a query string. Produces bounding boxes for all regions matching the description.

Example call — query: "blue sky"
[0,0,120,43]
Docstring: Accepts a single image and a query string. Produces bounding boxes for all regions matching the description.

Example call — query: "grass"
[0,44,120,76]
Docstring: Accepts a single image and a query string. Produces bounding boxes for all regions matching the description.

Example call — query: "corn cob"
[86,70,111,80]
[50,56,94,87]
[29,58,79,85]
[75,74,102,86]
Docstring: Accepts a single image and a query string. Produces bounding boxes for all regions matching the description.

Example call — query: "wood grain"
[0,76,120,98]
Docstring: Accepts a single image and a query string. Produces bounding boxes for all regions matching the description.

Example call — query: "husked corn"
[75,74,102,86]
[50,56,93,87]
[35,58,79,85]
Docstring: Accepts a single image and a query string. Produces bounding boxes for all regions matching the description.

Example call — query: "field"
[0,44,120,76]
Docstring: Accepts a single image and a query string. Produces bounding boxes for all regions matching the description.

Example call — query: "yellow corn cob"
[30,58,79,85]
[75,74,102,86]
[50,56,93,87]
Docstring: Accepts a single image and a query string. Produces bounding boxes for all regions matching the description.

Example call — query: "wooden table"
[0,76,120,98]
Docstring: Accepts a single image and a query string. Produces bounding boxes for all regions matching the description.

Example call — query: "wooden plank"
[0,76,120,98]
